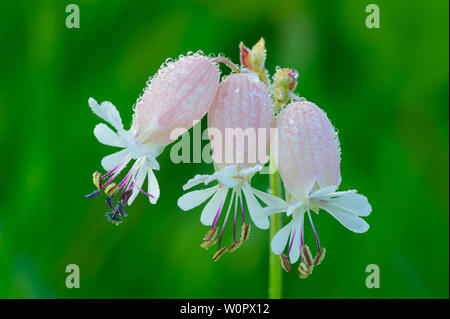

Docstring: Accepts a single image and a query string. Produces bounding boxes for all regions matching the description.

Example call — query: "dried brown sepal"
[227,240,242,252]
[301,245,314,267]
[104,183,119,197]
[313,247,326,266]
[93,171,102,190]
[212,247,227,261]
[240,223,250,242]
[298,262,312,279]
[280,254,291,272]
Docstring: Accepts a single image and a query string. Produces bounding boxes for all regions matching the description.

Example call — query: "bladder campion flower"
[86,54,220,224]
[177,73,279,260]
[259,101,372,278]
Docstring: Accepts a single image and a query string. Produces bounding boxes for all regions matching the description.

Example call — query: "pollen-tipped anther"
[280,253,292,272]
[227,240,242,252]
[93,171,102,190]
[200,226,218,250]
[240,222,251,242]
[313,247,326,266]
[298,262,312,279]
[104,183,119,197]
[301,245,314,268]
[212,247,227,261]
[106,196,114,210]
[85,189,102,199]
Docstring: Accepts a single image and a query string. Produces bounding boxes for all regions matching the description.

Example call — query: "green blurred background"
[0,0,448,299]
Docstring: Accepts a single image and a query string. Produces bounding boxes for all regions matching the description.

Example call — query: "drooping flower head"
[262,100,372,278]
[177,73,277,260]
[86,54,220,224]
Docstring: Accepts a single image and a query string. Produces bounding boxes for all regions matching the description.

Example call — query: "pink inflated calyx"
[208,73,274,169]
[277,101,341,201]
[134,55,220,146]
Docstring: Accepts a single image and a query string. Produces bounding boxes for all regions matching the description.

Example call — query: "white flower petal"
[177,186,218,211]
[182,174,211,191]
[328,189,357,197]
[89,97,123,131]
[145,154,160,171]
[242,183,269,229]
[289,237,301,264]
[94,123,126,147]
[251,187,287,207]
[310,185,339,199]
[210,166,240,188]
[101,149,130,171]
[271,221,293,255]
[256,206,287,218]
[127,163,148,205]
[286,201,304,217]
[147,169,159,204]
[321,203,370,233]
[200,187,228,226]
[289,214,303,263]
[326,192,372,217]
[238,164,263,177]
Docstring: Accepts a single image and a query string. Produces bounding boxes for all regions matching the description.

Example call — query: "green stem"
[268,155,282,299]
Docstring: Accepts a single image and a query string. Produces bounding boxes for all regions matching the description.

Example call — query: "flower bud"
[240,37,266,74]
[272,68,298,108]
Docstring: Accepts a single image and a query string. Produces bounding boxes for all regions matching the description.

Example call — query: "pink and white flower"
[177,73,276,259]
[260,101,372,267]
[86,55,220,224]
